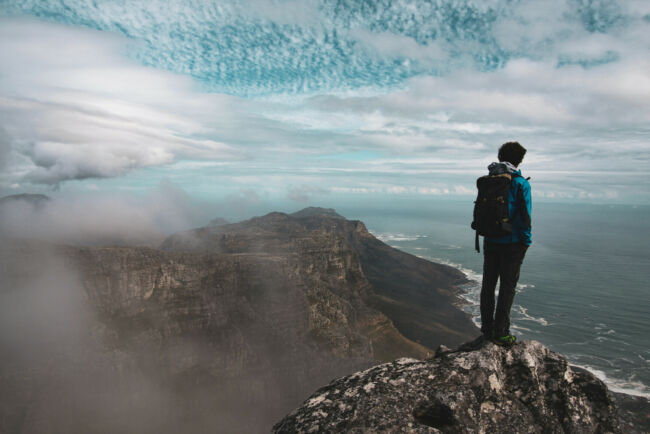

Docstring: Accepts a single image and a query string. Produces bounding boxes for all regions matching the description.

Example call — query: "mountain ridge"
[1,206,477,433]
[161,207,477,349]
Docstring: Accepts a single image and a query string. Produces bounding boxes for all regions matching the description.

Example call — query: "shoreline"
[433,255,650,400]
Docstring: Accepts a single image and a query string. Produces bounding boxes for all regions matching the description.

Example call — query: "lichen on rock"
[273,339,622,433]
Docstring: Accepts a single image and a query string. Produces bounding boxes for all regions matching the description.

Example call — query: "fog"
[0,240,182,433]
[0,188,245,433]
[0,189,367,433]
[0,181,213,247]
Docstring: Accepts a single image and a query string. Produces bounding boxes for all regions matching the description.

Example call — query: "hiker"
[473,142,531,346]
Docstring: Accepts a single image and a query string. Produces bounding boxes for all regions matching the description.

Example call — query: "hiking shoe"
[493,335,516,347]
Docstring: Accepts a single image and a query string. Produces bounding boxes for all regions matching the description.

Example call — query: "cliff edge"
[273,339,622,433]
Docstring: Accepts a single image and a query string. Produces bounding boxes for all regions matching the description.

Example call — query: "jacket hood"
[488,161,519,175]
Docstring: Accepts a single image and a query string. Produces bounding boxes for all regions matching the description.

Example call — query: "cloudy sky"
[1,0,649,207]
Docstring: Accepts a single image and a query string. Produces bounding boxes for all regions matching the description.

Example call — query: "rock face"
[162,207,478,352]
[612,392,650,434]
[273,340,622,433]
[1,207,477,433]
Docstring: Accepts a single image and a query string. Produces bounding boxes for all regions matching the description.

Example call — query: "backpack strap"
[512,172,531,181]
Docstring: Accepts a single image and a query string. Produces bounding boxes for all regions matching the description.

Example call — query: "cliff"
[273,339,623,433]
[0,207,477,433]
[161,207,477,352]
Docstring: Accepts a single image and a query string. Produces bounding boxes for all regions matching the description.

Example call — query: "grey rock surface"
[273,339,622,433]
[611,392,650,434]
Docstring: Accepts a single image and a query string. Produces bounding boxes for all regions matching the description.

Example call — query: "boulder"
[273,339,622,433]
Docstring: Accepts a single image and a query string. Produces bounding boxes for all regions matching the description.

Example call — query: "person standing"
[478,142,532,346]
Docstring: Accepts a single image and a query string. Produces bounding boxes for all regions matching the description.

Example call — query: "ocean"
[336,199,650,397]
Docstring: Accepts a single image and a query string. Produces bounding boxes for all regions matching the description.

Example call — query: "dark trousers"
[480,241,527,338]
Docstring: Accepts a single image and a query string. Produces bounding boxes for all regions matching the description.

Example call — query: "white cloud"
[492,0,573,54]
[396,54,650,127]
[287,184,328,202]
[1,1,649,203]
[0,127,10,170]
[453,185,473,195]
[624,0,650,15]
[350,29,447,65]
[0,18,242,185]
[0,180,205,245]
[243,0,322,25]
[296,52,650,177]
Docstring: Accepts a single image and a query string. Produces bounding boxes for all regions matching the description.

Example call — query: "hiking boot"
[493,334,516,347]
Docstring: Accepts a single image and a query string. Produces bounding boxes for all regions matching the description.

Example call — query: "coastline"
[429,254,650,400]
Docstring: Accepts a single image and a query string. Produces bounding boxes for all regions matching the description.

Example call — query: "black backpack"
[471,173,519,252]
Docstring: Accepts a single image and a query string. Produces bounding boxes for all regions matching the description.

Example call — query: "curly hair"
[498,142,527,167]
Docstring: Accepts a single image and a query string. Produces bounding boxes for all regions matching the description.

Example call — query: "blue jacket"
[486,163,532,246]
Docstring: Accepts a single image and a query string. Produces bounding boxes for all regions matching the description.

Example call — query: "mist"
[0,186,248,433]
[0,181,215,247]
[0,187,373,433]
[0,239,183,433]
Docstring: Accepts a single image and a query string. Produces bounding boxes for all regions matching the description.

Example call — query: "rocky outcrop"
[613,392,650,434]
[273,339,622,433]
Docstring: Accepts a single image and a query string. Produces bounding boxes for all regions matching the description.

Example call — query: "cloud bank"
[0,1,649,202]
[0,180,212,245]
[0,19,244,185]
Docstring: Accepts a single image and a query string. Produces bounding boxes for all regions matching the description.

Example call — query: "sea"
[336,199,650,398]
